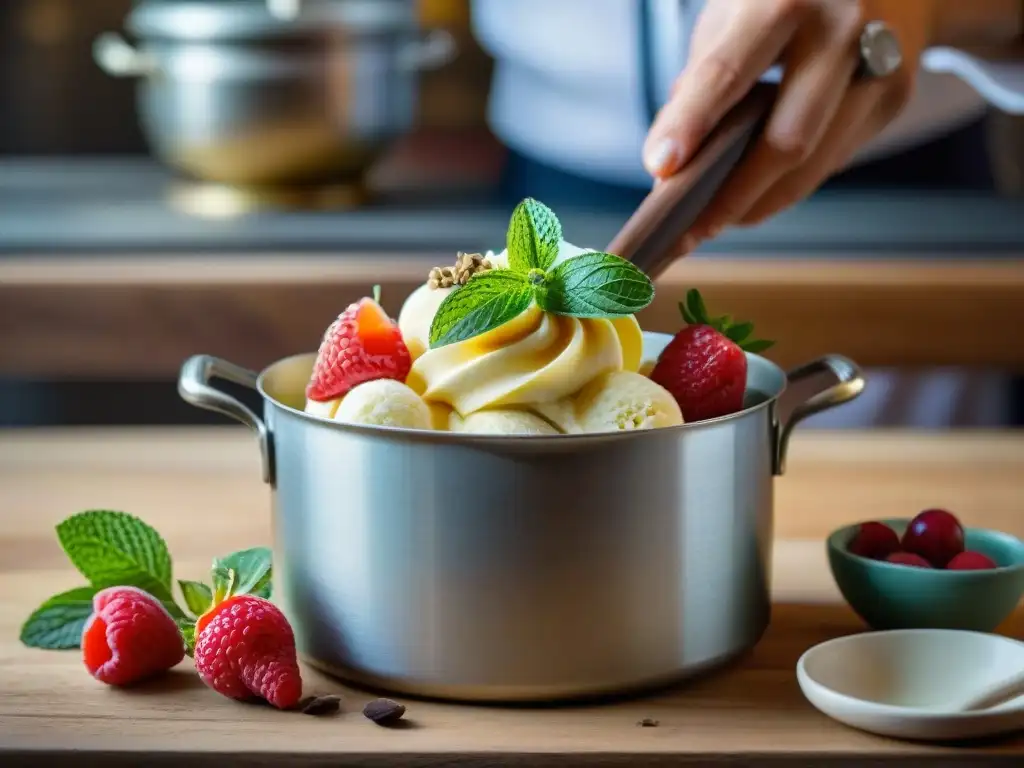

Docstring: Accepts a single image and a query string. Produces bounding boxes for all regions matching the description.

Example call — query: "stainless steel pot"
[178,334,865,702]
[93,0,456,186]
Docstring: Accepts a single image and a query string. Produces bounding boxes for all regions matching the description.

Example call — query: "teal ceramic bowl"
[827,518,1024,632]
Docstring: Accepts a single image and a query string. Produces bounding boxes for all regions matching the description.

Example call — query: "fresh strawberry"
[81,586,185,686]
[194,594,302,710]
[650,289,774,422]
[306,285,411,402]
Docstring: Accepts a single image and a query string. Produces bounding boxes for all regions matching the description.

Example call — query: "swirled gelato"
[302,198,685,435]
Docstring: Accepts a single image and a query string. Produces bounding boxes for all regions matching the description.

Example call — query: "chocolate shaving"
[297,695,343,716]
[363,698,406,725]
[636,718,659,727]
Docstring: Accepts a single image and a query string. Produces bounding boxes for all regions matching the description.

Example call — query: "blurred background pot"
[94,0,457,187]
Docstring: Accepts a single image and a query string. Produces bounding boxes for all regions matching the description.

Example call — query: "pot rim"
[178,345,864,481]
[254,331,788,446]
[128,0,420,42]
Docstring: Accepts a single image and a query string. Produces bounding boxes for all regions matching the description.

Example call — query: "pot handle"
[397,29,458,72]
[775,355,865,475]
[93,32,159,78]
[178,355,274,485]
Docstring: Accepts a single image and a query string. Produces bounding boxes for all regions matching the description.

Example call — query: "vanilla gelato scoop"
[450,408,560,436]
[332,379,431,429]
[574,371,683,432]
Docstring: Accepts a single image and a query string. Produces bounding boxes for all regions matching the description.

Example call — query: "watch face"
[861,22,903,77]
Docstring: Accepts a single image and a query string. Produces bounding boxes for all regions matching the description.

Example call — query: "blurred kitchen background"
[0,0,1022,429]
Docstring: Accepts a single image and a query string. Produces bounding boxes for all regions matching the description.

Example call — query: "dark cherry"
[900,508,965,568]
[847,521,900,560]
[946,551,998,571]
[886,551,933,568]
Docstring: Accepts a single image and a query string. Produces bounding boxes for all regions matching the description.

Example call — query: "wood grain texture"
[0,427,1022,765]
[2,256,1023,377]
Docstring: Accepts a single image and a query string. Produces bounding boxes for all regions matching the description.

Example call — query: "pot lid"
[128,0,419,41]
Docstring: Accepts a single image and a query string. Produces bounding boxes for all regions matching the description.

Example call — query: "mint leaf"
[20,586,97,649]
[429,270,534,348]
[213,547,271,598]
[178,580,213,617]
[55,510,182,618]
[506,198,562,272]
[541,252,654,317]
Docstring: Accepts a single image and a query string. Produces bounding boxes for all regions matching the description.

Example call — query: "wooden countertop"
[2,427,1023,766]
[3,256,1023,377]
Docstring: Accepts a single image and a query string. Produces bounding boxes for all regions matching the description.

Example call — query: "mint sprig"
[680,288,775,354]
[20,508,274,652]
[428,197,655,348]
[55,510,180,617]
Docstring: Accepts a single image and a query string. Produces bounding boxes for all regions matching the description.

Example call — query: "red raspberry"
[306,286,411,402]
[81,586,185,686]
[194,595,302,710]
[650,289,773,422]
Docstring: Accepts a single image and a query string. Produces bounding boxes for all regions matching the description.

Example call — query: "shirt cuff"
[921,47,1024,114]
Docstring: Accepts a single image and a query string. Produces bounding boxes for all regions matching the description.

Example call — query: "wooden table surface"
[2,427,1023,766]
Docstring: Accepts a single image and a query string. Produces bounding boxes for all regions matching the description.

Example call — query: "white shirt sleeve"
[922,48,1024,114]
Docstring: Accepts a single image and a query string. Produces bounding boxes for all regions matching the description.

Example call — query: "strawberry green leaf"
[685,289,709,326]
[678,289,775,353]
[541,252,654,317]
[742,339,776,354]
[725,321,754,345]
[429,270,534,348]
[211,565,237,605]
[178,619,196,657]
[251,570,273,599]
[20,586,97,650]
[506,198,562,272]
[178,580,213,617]
[213,547,272,599]
[678,301,697,326]
[55,510,182,618]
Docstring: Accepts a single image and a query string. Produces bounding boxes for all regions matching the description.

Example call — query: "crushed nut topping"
[428,252,493,289]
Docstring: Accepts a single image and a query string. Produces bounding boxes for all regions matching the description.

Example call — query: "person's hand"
[643,0,933,247]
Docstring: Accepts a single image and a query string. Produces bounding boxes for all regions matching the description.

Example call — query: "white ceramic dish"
[796,629,1024,741]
